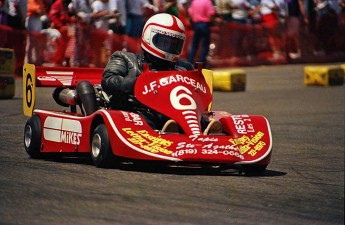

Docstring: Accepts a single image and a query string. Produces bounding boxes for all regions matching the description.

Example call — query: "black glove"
[120,75,137,93]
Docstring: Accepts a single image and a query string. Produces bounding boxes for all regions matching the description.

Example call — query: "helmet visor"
[152,32,184,55]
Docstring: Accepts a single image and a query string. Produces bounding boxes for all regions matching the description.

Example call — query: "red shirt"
[49,0,74,29]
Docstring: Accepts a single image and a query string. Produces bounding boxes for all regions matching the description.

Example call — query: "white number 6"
[170,86,196,110]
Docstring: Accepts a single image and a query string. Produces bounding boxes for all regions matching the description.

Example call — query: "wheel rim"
[24,125,32,148]
[91,133,101,158]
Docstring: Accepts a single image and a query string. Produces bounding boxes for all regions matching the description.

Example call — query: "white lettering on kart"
[189,134,218,142]
[121,111,143,126]
[174,141,243,159]
[231,115,255,134]
[43,116,82,145]
[142,74,207,95]
[201,143,244,159]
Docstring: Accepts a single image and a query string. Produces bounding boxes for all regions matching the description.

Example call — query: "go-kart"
[23,63,272,175]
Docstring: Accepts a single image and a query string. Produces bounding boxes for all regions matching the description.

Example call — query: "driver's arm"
[101,51,140,94]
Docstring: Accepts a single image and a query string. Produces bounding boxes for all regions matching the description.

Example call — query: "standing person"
[230,0,258,59]
[72,0,92,67]
[155,0,179,17]
[99,13,222,134]
[90,0,111,67]
[285,0,308,59]
[108,0,127,53]
[0,0,8,25]
[49,0,76,66]
[108,0,126,35]
[214,0,233,23]
[7,0,25,29]
[258,0,284,61]
[187,0,216,66]
[26,0,47,66]
[125,0,149,38]
[340,0,345,25]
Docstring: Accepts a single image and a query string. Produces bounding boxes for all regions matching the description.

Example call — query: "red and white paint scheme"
[23,64,272,175]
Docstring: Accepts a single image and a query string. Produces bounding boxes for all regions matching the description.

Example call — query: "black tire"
[241,164,268,176]
[91,124,114,168]
[24,115,42,158]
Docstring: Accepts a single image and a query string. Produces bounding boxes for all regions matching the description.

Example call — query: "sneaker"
[161,120,179,133]
[288,52,301,59]
[203,119,223,135]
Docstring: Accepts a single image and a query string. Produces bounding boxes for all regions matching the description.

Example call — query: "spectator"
[72,0,92,67]
[187,0,216,66]
[228,0,252,58]
[285,0,307,59]
[313,0,339,54]
[49,0,76,66]
[125,0,149,38]
[340,0,345,25]
[107,0,127,53]
[258,0,284,61]
[214,0,233,23]
[91,0,112,67]
[108,0,126,35]
[26,0,47,66]
[7,0,25,29]
[155,0,179,17]
[0,0,7,25]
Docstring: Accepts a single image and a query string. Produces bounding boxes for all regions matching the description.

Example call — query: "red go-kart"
[23,63,272,175]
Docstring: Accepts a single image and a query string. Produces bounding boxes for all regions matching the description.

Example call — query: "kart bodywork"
[23,63,272,175]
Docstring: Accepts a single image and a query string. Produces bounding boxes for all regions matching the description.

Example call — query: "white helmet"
[141,13,186,62]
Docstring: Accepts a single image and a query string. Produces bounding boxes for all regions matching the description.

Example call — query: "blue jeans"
[188,22,211,65]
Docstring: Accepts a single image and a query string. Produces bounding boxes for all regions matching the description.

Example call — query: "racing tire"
[24,115,42,158]
[91,124,114,168]
[241,164,267,176]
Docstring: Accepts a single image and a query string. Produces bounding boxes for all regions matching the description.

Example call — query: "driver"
[101,13,222,134]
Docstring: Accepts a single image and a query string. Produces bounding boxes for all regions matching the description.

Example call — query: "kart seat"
[203,119,223,135]
[161,120,179,133]
[77,81,98,116]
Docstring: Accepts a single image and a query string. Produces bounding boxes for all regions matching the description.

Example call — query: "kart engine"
[53,88,78,107]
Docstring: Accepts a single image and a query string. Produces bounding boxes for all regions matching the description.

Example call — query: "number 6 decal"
[23,64,36,117]
[170,86,196,110]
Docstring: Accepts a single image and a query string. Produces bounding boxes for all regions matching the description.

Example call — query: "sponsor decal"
[44,70,74,86]
[142,74,206,95]
[229,131,265,156]
[121,111,144,126]
[37,76,57,82]
[173,140,243,159]
[43,117,82,145]
[122,128,173,155]
[231,115,255,134]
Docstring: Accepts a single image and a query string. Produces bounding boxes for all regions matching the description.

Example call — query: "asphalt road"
[0,64,344,225]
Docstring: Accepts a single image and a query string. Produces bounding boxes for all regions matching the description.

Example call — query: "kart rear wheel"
[24,115,42,158]
[91,124,114,168]
[241,164,267,176]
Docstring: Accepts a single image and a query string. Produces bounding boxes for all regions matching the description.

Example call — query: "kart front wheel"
[91,124,114,168]
[24,115,42,158]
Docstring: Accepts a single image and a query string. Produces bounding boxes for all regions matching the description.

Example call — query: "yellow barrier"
[304,65,344,86]
[212,69,246,92]
[0,48,15,99]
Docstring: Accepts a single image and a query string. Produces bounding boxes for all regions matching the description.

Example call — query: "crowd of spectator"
[0,0,344,69]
